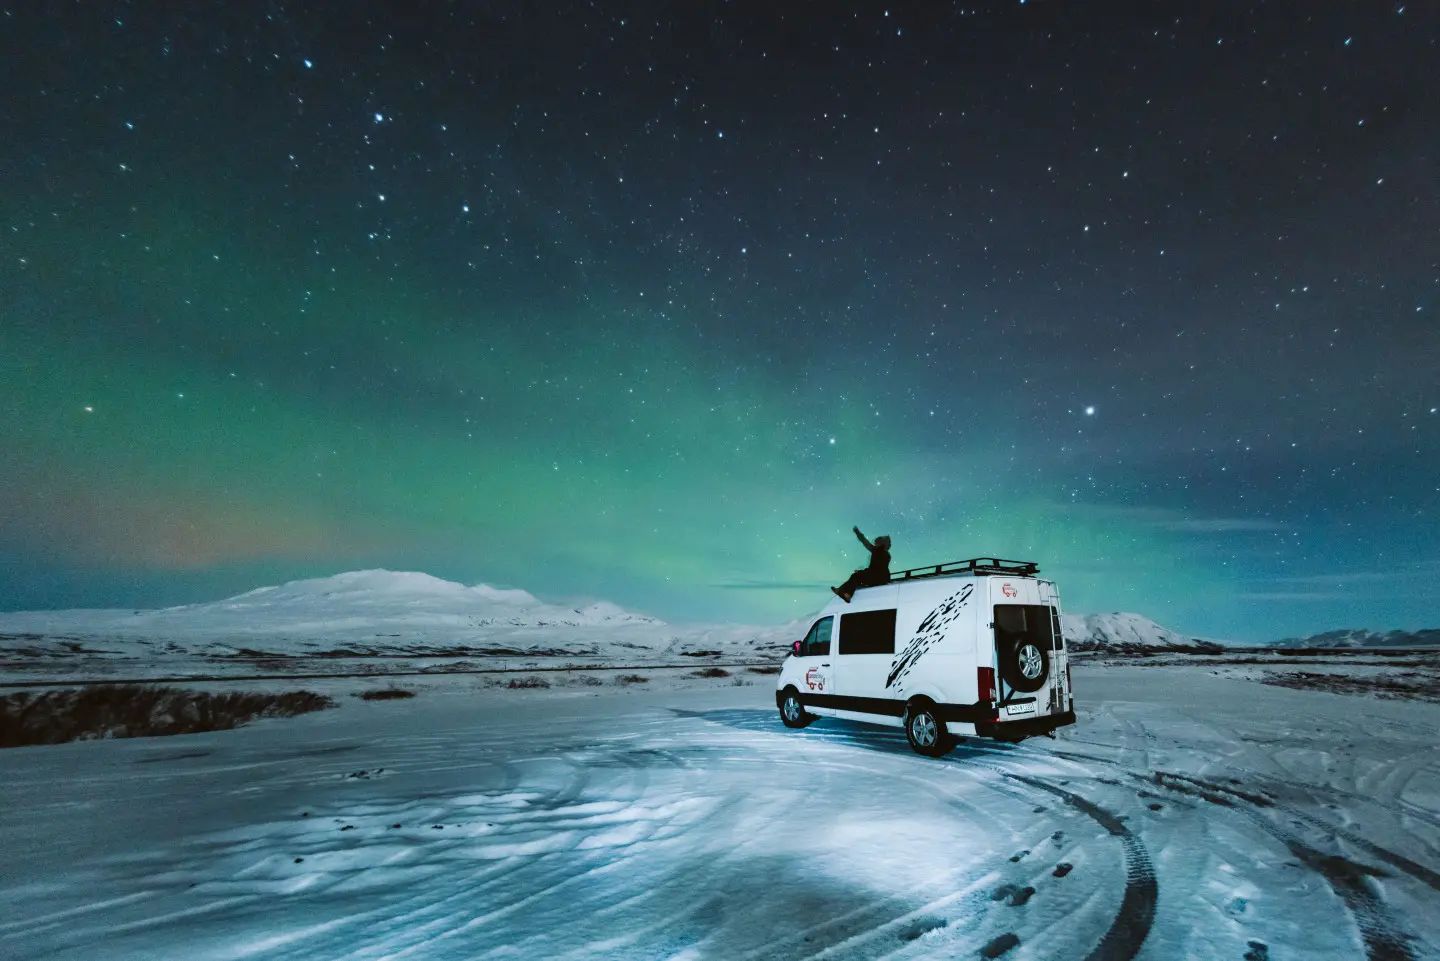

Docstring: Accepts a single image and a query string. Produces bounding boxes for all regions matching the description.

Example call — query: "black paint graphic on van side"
[885,583,974,689]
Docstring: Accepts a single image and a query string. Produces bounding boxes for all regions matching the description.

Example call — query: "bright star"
[1084,406,1096,416]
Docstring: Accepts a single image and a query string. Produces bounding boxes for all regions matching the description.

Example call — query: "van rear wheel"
[905,701,952,757]
[779,688,814,728]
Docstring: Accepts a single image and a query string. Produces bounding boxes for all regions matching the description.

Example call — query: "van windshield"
[995,605,1059,651]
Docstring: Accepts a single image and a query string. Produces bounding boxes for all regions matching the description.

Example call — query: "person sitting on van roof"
[832,526,891,603]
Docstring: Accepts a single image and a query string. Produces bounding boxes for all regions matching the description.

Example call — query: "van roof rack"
[892,557,1040,581]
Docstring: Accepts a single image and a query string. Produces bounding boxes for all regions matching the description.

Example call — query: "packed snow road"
[1,665,1438,960]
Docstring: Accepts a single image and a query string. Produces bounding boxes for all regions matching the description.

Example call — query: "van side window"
[839,609,897,655]
[802,616,833,657]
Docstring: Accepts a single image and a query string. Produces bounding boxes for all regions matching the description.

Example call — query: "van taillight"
[977,666,995,702]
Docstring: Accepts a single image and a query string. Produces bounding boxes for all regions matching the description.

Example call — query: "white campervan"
[776,557,1075,756]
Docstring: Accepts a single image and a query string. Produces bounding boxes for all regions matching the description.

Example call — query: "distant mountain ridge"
[0,570,1270,661]
[1059,612,1223,652]
[1271,627,1440,649]
[0,570,796,660]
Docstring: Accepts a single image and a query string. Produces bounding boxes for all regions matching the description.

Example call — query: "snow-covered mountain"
[1060,612,1222,652]
[1271,627,1440,649]
[0,570,796,660]
[0,570,1224,662]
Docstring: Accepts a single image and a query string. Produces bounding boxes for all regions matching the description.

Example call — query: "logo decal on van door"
[805,667,825,692]
[885,583,974,689]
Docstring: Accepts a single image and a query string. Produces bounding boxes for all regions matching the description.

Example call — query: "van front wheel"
[905,702,952,757]
[779,689,814,728]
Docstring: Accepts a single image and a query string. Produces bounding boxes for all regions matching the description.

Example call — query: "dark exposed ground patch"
[356,688,416,700]
[1054,862,1073,877]
[286,743,361,758]
[1259,670,1440,703]
[1008,849,1029,863]
[1244,941,1269,961]
[134,749,213,763]
[0,685,333,747]
[690,667,732,678]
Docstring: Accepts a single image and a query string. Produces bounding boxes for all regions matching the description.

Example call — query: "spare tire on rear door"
[998,637,1049,693]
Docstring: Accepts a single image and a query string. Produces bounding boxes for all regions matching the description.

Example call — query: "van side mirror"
[791,640,802,657]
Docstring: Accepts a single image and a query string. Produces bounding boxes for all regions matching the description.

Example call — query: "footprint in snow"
[899,917,947,941]
[990,884,1035,907]
[1008,850,1029,863]
[343,768,386,780]
[1243,941,1269,961]
[980,932,1020,958]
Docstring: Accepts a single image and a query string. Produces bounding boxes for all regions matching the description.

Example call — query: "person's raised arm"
[853,526,874,551]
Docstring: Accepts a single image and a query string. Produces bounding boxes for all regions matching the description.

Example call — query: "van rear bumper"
[975,707,1076,741]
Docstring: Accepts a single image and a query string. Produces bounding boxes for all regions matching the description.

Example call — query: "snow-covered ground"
[2,662,1439,960]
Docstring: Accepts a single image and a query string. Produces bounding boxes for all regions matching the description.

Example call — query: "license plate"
[1005,702,1037,716]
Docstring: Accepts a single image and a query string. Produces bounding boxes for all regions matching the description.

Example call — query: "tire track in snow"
[690,708,1154,960]
[1150,773,1421,961]
[1153,771,1440,894]
[1003,773,1156,961]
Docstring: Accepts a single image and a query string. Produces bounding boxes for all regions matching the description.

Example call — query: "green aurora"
[3,4,1436,641]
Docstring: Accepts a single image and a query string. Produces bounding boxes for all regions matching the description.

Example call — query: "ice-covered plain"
[2,668,1439,958]
[2,574,1439,959]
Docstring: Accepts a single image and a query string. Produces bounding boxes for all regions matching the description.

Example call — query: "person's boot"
[831,587,852,603]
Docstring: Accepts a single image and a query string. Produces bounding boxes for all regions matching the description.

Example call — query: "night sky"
[2,3,1436,641]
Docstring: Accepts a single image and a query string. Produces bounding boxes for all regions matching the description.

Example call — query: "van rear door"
[992,601,1063,721]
